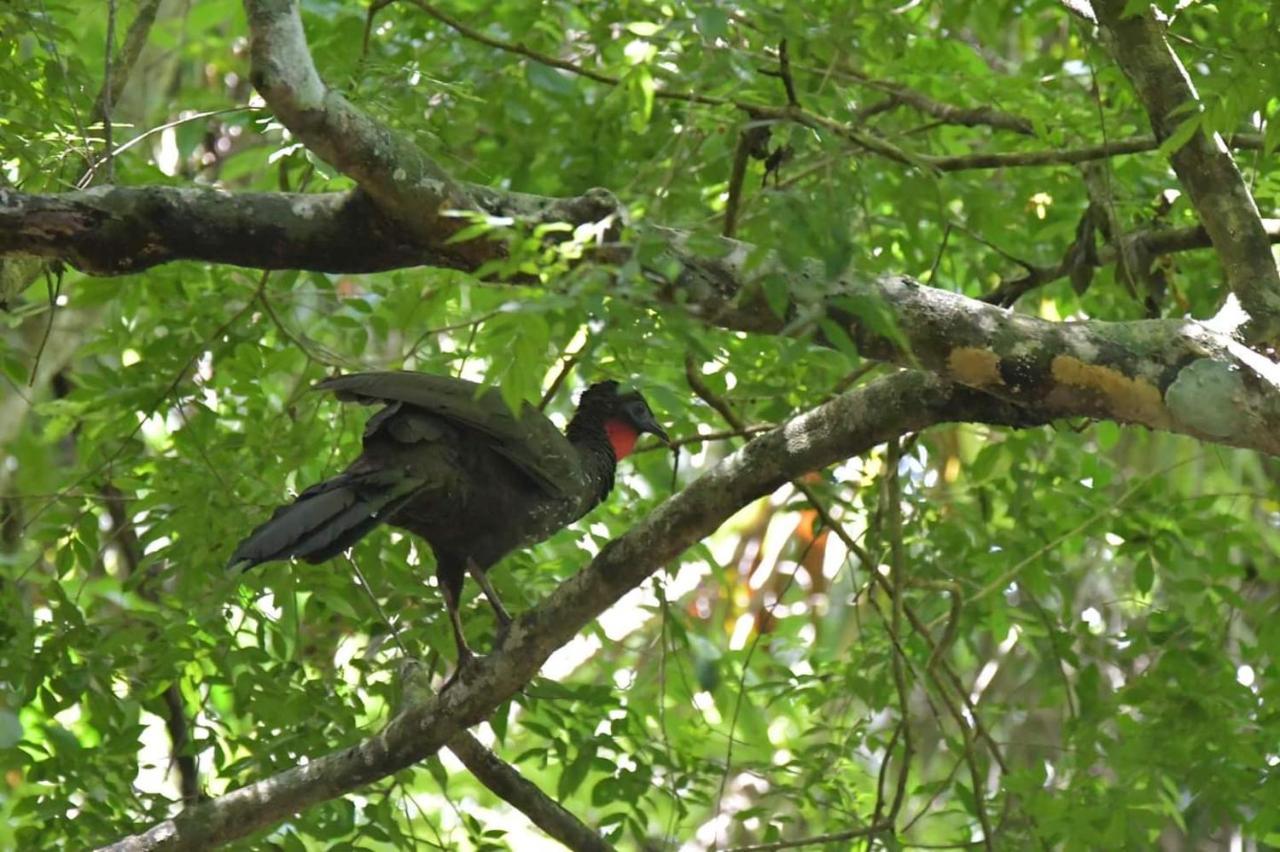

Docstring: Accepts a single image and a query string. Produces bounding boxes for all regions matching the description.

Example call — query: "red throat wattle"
[604,418,639,460]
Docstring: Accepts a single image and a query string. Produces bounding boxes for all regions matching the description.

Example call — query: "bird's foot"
[493,617,512,649]
[441,648,482,692]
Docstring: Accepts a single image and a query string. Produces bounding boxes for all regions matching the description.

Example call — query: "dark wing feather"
[315,372,581,498]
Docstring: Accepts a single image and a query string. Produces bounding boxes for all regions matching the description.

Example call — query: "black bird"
[228,372,668,666]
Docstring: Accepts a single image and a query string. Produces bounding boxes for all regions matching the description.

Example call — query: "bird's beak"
[636,411,670,445]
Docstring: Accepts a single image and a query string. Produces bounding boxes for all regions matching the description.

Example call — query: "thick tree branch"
[1092,0,1280,341]
[7,181,1280,456]
[640,232,1280,456]
[7,184,1274,282]
[98,372,1040,851]
[0,187,430,275]
[242,0,480,254]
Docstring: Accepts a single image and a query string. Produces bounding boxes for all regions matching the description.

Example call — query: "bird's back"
[351,397,581,572]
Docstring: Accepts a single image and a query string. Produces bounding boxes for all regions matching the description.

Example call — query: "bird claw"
[493,618,512,649]
[441,649,481,692]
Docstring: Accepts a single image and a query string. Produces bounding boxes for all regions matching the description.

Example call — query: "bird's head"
[575,380,669,460]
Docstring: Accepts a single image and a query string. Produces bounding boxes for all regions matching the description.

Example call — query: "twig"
[78,107,260,188]
[446,733,615,851]
[806,484,1012,844]
[925,222,951,284]
[724,823,892,852]
[711,530,821,844]
[394,662,615,850]
[91,0,163,124]
[883,440,915,823]
[778,40,799,107]
[723,122,767,238]
[361,0,395,61]
[402,306,507,362]
[102,0,116,183]
[684,354,746,430]
[636,424,774,452]
[404,0,725,105]
[344,555,412,658]
[27,268,63,386]
[539,340,589,410]
[258,288,350,368]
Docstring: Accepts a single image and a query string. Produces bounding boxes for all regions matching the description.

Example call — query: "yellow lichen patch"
[947,347,1004,388]
[1050,355,1171,426]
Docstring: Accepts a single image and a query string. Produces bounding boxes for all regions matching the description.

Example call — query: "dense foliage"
[2,0,1278,849]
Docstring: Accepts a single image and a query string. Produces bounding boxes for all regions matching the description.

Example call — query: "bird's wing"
[315,372,581,498]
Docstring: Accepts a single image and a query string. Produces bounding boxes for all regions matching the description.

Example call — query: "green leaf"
[556,742,596,800]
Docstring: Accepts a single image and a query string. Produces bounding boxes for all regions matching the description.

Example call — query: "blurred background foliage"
[1,0,1279,848]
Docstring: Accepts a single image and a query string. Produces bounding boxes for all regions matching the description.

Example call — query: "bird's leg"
[467,561,515,648]
[438,563,476,679]
[467,560,512,629]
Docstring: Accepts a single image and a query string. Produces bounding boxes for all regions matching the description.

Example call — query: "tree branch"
[640,231,1280,456]
[97,372,1041,851]
[91,0,162,124]
[0,187,430,275]
[7,181,1280,456]
[836,63,1034,135]
[396,661,613,849]
[982,216,1280,307]
[447,732,614,851]
[243,0,478,253]
[1092,0,1280,341]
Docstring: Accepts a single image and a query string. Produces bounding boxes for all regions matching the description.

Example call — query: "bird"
[227,371,668,669]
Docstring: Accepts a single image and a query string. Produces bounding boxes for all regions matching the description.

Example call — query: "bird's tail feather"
[228,469,419,570]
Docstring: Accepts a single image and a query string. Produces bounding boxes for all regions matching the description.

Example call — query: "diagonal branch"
[242,0,478,253]
[91,0,163,124]
[1092,0,1280,341]
[396,661,613,849]
[97,372,1041,851]
[447,732,614,851]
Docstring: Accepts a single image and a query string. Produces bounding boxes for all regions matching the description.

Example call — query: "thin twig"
[344,555,411,657]
[361,0,395,61]
[538,340,589,410]
[27,268,63,386]
[778,39,799,107]
[724,823,892,852]
[404,0,725,105]
[636,424,774,452]
[102,0,116,182]
[394,662,616,850]
[883,440,915,823]
[78,107,259,188]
